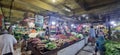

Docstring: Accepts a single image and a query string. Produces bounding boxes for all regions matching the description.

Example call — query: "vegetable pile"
[27,33,85,54]
[45,42,57,50]
[105,40,120,55]
[76,34,83,39]
[112,30,120,41]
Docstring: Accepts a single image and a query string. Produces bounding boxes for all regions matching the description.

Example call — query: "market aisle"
[77,43,100,55]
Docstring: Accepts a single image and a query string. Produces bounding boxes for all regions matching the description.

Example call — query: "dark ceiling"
[0,0,120,23]
[75,0,120,10]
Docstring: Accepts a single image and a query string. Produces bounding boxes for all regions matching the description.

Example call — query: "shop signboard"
[49,16,57,34]
[35,15,44,27]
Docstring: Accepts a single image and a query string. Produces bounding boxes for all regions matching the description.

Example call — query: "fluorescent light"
[110,21,117,26]
[65,8,71,12]
[86,16,89,19]
[52,21,56,25]
[113,24,117,26]
[82,14,86,17]
[110,21,115,24]
[71,24,74,27]
[52,0,55,3]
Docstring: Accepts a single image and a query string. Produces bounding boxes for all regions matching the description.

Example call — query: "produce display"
[45,42,57,50]
[76,34,83,39]
[14,30,24,40]
[12,22,88,55]
[111,26,120,42]
[105,40,120,55]
[111,30,120,41]
[112,26,120,30]
[55,34,67,39]
[27,33,85,54]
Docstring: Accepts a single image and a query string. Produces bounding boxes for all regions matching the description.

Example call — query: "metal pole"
[0,0,6,29]
[9,0,14,21]
[107,16,111,39]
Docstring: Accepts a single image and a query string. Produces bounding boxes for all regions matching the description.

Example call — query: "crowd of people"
[0,25,108,55]
[89,26,106,55]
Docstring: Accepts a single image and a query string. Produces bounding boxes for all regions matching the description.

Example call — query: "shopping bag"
[88,37,92,42]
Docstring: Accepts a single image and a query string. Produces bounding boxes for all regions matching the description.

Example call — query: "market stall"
[27,37,88,55]
[6,13,87,55]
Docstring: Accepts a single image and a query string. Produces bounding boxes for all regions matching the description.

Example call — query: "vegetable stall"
[27,33,88,55]
[105,25,120,55]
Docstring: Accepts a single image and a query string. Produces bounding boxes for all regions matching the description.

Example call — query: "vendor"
[45,27,50,36]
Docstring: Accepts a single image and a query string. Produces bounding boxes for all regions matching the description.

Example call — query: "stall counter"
[28,37,88,55]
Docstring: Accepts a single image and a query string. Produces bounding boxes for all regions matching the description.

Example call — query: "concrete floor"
[77,43,100,55]
[13,43,100,55]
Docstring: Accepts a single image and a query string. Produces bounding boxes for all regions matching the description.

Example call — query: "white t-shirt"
[89,28,96,37]
[0,34,17,55]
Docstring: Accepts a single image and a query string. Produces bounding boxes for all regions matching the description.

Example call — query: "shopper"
[89,26,96,45]
[0,30,17,55]
[94,30,105,55]
[45,27,50,36]
[8,25,13,34]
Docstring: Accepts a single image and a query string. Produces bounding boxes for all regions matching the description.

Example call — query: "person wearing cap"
[0,30,17,55]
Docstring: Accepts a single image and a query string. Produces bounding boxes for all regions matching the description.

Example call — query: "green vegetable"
[45,42,57,50]
[41,40,49,43]
[15,36,20,40]
[76,34,83,38]
[105,40,120,55]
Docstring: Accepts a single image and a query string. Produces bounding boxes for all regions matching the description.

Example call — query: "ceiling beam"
[74,2,120,15]
[0,0,36,13]
[20,0,65,15]
[88,0,119,9]
[0,7,24,18]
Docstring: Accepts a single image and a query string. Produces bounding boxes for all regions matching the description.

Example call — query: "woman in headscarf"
[94,30,106,55]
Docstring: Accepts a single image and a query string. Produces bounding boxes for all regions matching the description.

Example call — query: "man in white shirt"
[0,30,17,55]
[89,26,96,46]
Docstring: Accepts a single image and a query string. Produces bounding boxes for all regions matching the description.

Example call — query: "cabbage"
[45,42,57,50]
[76,34,83,38]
